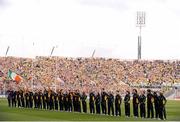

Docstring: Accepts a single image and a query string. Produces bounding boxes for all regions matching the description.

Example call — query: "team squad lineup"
[7,88,167,120]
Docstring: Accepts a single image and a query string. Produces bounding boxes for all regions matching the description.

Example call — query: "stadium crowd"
[0,56,178,120]
[0,57,179,94]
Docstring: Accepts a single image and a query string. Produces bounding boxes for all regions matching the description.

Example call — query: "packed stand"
[0,57,179,94]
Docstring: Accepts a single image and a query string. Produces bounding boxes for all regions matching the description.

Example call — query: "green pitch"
[0,99,180,121]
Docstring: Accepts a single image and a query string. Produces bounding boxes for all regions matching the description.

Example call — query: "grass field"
[0,98,180,121]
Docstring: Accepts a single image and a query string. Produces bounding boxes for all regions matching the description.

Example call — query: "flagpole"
[50,45,58,92]
[4,46,10,96]
[31,43,35,91]
[91,49,96,58]
[50,46,55,57]
[55,46,58,92]
[56,56,58,92]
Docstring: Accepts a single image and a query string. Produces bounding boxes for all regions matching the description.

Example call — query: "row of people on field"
[7,88,167,120]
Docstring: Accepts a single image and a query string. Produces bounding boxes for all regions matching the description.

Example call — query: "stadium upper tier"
[0,57,179,92]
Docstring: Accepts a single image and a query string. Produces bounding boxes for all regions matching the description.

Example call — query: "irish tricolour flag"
[8,70,23,84]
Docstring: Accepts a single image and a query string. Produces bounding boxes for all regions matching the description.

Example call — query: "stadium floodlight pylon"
[136,11,146,60]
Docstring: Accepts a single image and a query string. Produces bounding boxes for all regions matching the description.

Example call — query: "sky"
[0,0,180,59]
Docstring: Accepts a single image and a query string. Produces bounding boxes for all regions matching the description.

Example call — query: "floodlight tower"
[136,11,146,60]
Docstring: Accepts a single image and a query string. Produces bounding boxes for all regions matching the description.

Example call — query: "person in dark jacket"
[12,90,17,107]
[64,91,69,111]
[54,91,59,111]
[158,91,167,120]
[153,91,159,119]
[25,90,30,108]
[76,90,81,113]
[108,91,114,116]
[47,89,52,110]
[50,90,55,110]
[147,89,154,118]
[34,91,39,108]
[7,89,13,107]
[132,89,139,117]
[58,89,64,111]
[68,90,73,112]
[43,89,47,109]
[101,89,108,115]
[139,90,146,118]
[38,90,43,109]
[124,90,130,117]
[89,91,95,114]
[29,90,34,108]
[20,90,25,107]
[115,90,122,116]
[81,91,87,113]
[17,91,21,108]
[95,92,101,114]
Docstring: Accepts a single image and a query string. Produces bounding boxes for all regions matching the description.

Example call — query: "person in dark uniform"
[153,91,159,119]
[89,91,95,114]
[7,90,11,107]
[34,90,39,108]
[17,90,21,108]
[64,91,69,111]
[47,89,51,110]
[101,89,108,115]
[68,90,73,112]
[115,90,122,116]
[81,91,87,113]
[76,90,81,113]
[158,91,167,120]
[58,89,64,111]
[73,90,77,112]
[54,91,59,111]
[95,92,101,114]
[25,90,30,108]
[43,89,47,109]
[12,90,17,107]
[139,90,146,118]
[147,89,154,118]
[7,89,13,107]
[20,89,25,108]
[29,90,34,108]
[132,89,139,117]
[124,90,130,117]
[50,90,55,110]
[38,90,43,109]
[108,91,114,116]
